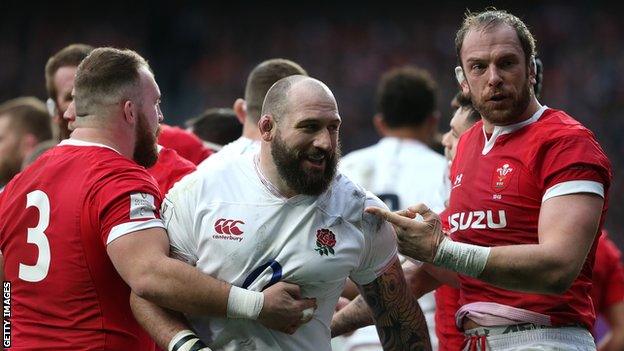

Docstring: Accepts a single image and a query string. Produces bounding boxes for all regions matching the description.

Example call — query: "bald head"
[262,75,337,123]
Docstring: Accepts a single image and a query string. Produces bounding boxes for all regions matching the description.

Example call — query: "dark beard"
[271,132,340,196]
[473,76,532,126]
[133,111,159,168]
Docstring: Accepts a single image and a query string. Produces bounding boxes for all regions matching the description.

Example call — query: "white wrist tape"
[433,236,491,277]
[227,285,264,319]
[168,329,211,351]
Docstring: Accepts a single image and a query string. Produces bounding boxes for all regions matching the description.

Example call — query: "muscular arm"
[480,193,603,294]
[332,261,448,338]
[107,227,231,315]
[369,193,604,295]
[333,257,431,350]
[130,293,191,349]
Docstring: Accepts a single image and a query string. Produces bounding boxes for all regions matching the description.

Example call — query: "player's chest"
[195,202,364,289]
[447,148,542,236]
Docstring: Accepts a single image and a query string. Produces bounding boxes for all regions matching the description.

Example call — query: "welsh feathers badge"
[315,229,336,256]
[491,163,514,192]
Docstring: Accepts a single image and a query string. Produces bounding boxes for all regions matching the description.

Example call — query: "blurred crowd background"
[1,0,622,245]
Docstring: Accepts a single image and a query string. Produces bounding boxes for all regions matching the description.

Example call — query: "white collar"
[59,139,121,154]
[481,105,548,155]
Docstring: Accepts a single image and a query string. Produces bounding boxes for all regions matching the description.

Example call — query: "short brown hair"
[455,9,537,67]
[245,59,307,123]
[73,47,150,117]
[376,66,438,128]
[451,92,481,124]
[45,44,94,101]
[0,97,53,142]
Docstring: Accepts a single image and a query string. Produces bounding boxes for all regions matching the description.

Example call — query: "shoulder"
[318,173,368,223]
[531,108,595,139]
[530,108,610,165]
[168,152,252,201]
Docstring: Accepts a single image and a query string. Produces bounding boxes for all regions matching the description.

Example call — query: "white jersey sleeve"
[349,192,398,285]
[161,174,200,265]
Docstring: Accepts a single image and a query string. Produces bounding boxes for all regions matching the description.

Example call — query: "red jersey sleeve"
[88,167,164,246]
[596,235,624,312]
[533,132,611,200]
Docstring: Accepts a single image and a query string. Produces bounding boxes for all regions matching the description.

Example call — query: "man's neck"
[258,146,297,198]
[482,97,542,134]
[70,127,132,159]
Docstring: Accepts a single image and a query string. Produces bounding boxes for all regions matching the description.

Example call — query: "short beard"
[474,74,532,126]
[133,111,159,168]
[271,132,340,196]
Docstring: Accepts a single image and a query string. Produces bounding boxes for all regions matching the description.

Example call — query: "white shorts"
[462,323,596,351]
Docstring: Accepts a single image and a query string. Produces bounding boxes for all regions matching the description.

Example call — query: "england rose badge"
[315,229,336,256]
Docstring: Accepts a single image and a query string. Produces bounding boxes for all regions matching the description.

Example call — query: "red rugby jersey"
[0,140,163,350]
[158,124,213,165]
[591,231,624,317]
[147,146,196,196]
[447,107,612,329]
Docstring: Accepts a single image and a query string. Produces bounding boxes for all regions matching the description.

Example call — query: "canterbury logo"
[214,218,245,235]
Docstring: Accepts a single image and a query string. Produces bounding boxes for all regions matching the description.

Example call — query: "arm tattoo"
[361,258,431,351]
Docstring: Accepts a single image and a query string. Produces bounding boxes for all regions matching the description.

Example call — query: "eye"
[328,124,339,133]
[501,60,515,68]
[471,63,486,72]
[300,124,319,133]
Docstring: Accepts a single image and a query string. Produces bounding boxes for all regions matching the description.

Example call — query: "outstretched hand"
[365,203,445,263]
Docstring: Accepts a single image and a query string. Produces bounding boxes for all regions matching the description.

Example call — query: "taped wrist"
[168,330,211,351]
[227,285,264,319]
[433,236,491,277]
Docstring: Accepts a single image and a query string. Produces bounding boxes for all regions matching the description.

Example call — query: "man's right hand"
[258,282,317,334]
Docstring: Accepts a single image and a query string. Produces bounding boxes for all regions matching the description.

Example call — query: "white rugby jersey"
[197,136,259,170]
[162,152,397,351]
[339,137,450,350]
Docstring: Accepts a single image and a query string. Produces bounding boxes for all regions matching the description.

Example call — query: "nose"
[313,129,333,151]
[441,131,452,148]
[487,64,503,87]
[63,101,76,122]
[157,105,164,123]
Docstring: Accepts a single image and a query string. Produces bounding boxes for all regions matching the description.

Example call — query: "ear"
[372,114,387,136]
[528,56,537,85]
[122,100,135,124]
[258,114,274,141]
[233,98,247,125]
[46,98,58,118]
[455,66,470,96]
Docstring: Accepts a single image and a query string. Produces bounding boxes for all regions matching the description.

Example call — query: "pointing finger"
[365,206,420,229]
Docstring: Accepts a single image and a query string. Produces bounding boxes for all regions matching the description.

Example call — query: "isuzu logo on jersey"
[492,163,514,191]
[213,218,245,241]
[448,210,507,233]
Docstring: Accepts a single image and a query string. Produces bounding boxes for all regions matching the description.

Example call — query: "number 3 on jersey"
[19,190,51,282]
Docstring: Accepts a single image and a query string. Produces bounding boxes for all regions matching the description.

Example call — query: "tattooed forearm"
[361,257,431,351]
[331,295,374,337]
